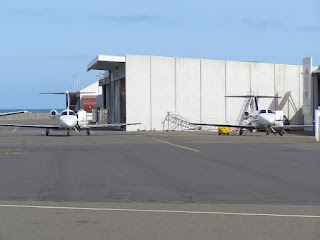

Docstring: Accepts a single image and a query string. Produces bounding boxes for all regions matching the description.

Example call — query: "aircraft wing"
[0,123,60,129]
[84,123,141,128]
[281,125,314,129]
[191,123,256,129]
[0,111,28,117]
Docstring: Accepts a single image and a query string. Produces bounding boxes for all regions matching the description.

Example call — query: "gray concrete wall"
[176,58,201,122]
[0,113,50,121]
[225,61,251,124]
[150,56,176,130]
[126,55,151,130]
[126,55,304,131]
[201,60,225,124]
[275,65,302,125]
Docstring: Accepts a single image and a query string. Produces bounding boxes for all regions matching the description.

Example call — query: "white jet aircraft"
[0,110,28,117]
[192,94,314,136]
[0,91,139,136]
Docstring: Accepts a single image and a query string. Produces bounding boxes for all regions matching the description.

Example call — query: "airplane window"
[268,110,275,114]
[61,111,68,115]
[259,110,266,113]
[69,111,76,115]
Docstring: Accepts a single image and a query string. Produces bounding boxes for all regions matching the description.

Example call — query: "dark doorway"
[120,78,126,123]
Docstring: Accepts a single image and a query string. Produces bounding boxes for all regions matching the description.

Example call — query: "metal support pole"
[315,110,320,143]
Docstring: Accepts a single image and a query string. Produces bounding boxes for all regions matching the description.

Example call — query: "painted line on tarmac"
[0,204,319,218]
[152,138,199,152]
[12,127,18,132]
[0,148,23,155]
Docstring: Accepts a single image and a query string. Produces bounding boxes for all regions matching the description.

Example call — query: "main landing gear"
[46,129,49,136]
[239,128,244,136]
[86,128,90,136]
[67,130,70,136]
[266,126,284,136]
[273,128,285,136]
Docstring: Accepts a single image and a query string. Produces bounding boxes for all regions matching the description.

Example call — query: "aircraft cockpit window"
[61,111,68,115]
[268,110,275,114]
[259,110,266,113]
[69,111,76,116]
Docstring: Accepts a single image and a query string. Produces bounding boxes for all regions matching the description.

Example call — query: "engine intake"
[49,109,59,119]
[242,111,250,120]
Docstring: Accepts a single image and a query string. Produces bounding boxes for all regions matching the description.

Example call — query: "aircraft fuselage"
[250,109,276,129]
[58,109,78,129]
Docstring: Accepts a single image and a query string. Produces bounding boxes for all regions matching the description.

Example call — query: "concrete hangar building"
[87,54,319,131]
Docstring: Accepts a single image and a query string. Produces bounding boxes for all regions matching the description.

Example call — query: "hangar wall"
[125,54,303,131]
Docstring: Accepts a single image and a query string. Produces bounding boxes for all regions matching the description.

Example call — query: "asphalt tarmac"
[0,126,319,239]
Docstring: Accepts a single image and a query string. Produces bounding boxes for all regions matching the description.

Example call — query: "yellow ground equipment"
[218,126,230,135]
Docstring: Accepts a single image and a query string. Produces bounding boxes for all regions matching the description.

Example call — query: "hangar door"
[104,77,126,124]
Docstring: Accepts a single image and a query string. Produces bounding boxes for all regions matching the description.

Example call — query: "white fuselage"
[58,109,77,129]
[250,109,276,128]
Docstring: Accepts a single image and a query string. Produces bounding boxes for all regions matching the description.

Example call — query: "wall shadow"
[270,91,302,124]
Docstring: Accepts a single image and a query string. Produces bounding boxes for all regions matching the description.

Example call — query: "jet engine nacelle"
[49,109,59,119]
[242,111,250,120]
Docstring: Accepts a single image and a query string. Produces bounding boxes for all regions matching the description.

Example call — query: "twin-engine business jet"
[0,91,140,136]
[0,110,28,117]
[192,94,314,136]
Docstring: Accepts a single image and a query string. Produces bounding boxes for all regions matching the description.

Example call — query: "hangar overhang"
[87,55,125,71]
[313,67,320,74]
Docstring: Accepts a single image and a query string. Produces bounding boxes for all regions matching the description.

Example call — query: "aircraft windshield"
[268,110,275,114]
[61,111,76,116]
[259,110,266,113]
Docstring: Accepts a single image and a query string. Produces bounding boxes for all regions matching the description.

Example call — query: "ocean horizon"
[0,109,64,113]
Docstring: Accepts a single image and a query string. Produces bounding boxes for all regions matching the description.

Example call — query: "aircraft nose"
[259,114,275,125]
[61,117,77,128]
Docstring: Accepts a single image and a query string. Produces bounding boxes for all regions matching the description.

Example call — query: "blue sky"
[0,0,319,108]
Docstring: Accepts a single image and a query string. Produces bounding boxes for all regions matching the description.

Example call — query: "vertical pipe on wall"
[224,61,227,124]
[150,56,152,131]
[299,66,301,124]
[249,62,252,93]
[274,64,277,110]
[200,60,202,123]
[174,58,177,113]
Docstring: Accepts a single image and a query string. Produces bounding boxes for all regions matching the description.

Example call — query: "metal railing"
[162,112,199,131]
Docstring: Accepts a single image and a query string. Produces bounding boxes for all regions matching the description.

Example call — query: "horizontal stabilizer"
[39,92,68,95]
[39,92,96,95]
[225,95,281,98]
